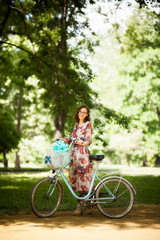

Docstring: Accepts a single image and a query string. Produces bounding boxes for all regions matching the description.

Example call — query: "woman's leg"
[73,191,86,216]
[73,204,84,216]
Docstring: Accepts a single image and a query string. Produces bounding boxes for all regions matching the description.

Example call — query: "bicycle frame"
[31,145,136,218]
[51,162,117,201]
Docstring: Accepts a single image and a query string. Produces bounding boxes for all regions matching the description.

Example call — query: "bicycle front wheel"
[96,178,134,218]
[30,177,63,218]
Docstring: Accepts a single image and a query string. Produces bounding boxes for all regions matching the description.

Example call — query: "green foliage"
[0,106,20,154]
[0,0,98,166]
[30,0,98,135]
[1,0,158,168]
[87,4,160,166]
[0,0,99,138]
[117,7,160,165]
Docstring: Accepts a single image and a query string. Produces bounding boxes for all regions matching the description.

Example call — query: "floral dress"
[67,121,93,192]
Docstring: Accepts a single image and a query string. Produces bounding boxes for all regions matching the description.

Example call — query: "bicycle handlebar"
[53,138,77,144]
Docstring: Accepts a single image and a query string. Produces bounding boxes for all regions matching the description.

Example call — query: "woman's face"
[78,107,88,122]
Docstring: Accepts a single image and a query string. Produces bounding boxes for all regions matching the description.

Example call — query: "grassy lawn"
[0,166,160,215]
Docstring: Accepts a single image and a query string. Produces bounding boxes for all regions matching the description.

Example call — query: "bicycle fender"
[95,176,136,195]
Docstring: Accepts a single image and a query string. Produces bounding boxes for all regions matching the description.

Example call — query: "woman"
[62,105,93,216]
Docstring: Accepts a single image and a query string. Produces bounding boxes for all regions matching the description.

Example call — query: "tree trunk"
[53,110,66,140]
[142,157,148,167]
[3,151,8,168]
[126,154,131,166]
[118,158,121,164]
[14,93,23,168]
[53,1,68,140]
[15,150,20,168]
[155,155,160,166]
[155,109,160,166]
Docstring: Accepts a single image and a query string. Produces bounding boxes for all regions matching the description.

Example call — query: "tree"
[0,0,98,139]
[0,36,36,167]
[117,7,160,166]
[10,50,35,167]
[0,106,20,167]
[0,0,132,168]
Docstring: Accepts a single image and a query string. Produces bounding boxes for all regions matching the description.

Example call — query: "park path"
[0,205,160,240]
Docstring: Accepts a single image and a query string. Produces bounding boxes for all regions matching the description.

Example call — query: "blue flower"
[53,140,69,153]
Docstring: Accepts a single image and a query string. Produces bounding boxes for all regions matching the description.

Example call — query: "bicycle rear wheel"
[96,178,134,218]
[30,177,63,218]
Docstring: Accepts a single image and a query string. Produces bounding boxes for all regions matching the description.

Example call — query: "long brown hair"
[74,105,91,123]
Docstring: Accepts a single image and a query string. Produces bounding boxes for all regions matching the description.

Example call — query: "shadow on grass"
[0,205,160,230]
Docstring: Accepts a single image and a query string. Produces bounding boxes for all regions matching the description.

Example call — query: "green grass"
[0,169,160,215]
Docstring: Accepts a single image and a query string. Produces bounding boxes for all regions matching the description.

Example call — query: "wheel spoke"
[30,177,62,218]
[116,188,128,199]
[96,178,134,218]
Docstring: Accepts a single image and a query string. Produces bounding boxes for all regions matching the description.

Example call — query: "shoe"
[73,205,84,216]
[87,202,94,215]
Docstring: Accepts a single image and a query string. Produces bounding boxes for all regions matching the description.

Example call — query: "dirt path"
[0,205,160,240]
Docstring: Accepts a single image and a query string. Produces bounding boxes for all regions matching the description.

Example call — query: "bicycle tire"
[96,178,134,218]
[30,177,63,218]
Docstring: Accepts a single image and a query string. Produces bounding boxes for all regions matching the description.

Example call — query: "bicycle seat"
[89,155,104,161]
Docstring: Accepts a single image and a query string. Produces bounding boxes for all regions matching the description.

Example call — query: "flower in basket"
[53,140,69,153]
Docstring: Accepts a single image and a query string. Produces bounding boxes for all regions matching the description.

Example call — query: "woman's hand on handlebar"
[53,138,68,143]
[76,140,89,147]
[60,138,68,143]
